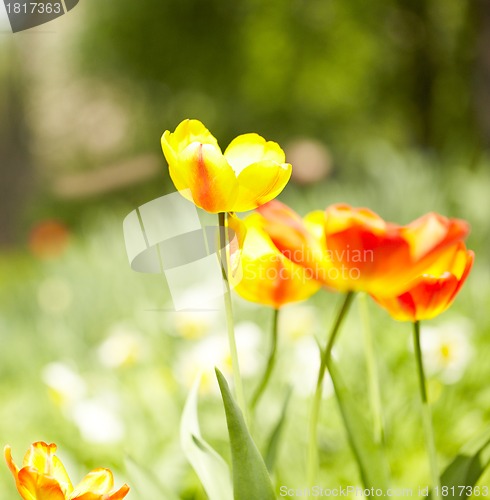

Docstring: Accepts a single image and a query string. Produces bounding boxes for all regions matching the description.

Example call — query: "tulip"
[372,242,474,321]
[258,202,470,296]
[257,200,330,284]
[321,204,469,296]
[29,220,70,259]
[5,442,129,500]
[161,119,292,213]
[372,241,474,497]
[231,213,321,412]
[232,213,321,309]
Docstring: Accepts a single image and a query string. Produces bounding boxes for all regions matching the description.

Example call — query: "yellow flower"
[231,214,320,308]
[5,442,129,500]
[161,119,292,213]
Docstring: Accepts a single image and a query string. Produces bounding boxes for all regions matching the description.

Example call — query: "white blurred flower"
[290,337,333,398]
[175,321,262,393]
[421,320,474,384]
[98,324,146,368]
[279,305,320,340]
[71,398,125,444]
[172,286,221,339]
[37,277,72,315]
[42,362,86,408]
[234,321,262,377]
[175,335,229,394]
[173,310,219,340]
[42,362,125,444]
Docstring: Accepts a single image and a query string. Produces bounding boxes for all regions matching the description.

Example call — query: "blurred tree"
[474,0,490,149]
[75,0,486,167]
[0,44,33,246]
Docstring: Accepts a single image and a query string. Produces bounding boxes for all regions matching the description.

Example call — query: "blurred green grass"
[1,0,490,496]
[1,147,490,497]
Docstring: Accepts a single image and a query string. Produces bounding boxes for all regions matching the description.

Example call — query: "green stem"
[359,293,385,445]
[250,308,280,412]
[218,212,247,422]
[413,321,441,497]
[307,291,355,486]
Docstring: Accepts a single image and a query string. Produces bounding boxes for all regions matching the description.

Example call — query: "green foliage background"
[1,0,490,497]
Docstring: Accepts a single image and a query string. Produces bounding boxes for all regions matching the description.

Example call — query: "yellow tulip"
[5,442,129,500]
[161,119,292,213]
[231,214,320,308]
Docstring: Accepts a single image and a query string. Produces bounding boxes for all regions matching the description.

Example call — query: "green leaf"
[215,368,276,500]
[327,358,391,489]
[429,428,490,499]
[181,376,233,500]
[125,455,179,500]
[264,387,292,472]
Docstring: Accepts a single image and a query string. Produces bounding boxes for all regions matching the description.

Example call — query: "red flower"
[372,242,474,321]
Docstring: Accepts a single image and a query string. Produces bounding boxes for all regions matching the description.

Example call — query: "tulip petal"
[402,212,470,261]
[17,467,65,500]
[226,213,247,280]
[72,483,130,500]
[303,210,327,241]
[324,204,387,236]
[224,133,286,175]
[400,274,460,321]
[5,445,19,478]
[416,242,464,278]
[233,224,320,308]
[326,224,412,295]
[161,119,219,158]
[107,484,131,500]
[22,442,73,495]
[257,200,311,258]
[257,202,331,284]
[445,248,474,303]
[233,161,292,212]
[372,246,474,321]
[168,142,239,213]
[71,469,114,498]
[23,442,57,470]
[238,216,277,258]
[71,471,130,499]
[161,120,216,186]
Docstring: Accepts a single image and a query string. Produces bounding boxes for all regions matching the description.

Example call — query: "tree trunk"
[474,0,490,149]
[0,43,34,247]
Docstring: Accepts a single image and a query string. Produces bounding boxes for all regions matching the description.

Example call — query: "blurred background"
[1,0,490,497]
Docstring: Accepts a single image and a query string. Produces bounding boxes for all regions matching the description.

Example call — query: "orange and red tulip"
[256,200,332,286]
[161,119,292,213]
[321,204,469,296]
[5,442,129,500]
[29,220,70,260]
[257,202,470,297]
[372,242,474,321]
[231,213,320,308]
